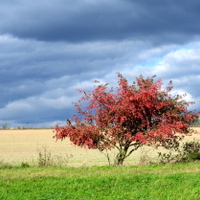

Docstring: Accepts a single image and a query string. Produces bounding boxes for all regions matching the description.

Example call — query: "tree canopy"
[54,74,199,165]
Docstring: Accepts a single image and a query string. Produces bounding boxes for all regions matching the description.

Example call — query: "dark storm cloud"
[0,0,200,127]
[1,0,200,44]
[0,34,159,127]
[0,37,122,84]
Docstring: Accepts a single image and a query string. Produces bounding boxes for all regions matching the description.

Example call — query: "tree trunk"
[115,149,127,166]
[115,157,125,165]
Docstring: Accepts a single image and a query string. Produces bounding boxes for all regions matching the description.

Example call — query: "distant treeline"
[0,127,54,130]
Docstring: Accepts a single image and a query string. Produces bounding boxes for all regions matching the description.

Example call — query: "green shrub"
[158,139,200,164]
[181,140,200,162]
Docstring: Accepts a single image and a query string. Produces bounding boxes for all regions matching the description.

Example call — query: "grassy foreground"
[0,163,199,200]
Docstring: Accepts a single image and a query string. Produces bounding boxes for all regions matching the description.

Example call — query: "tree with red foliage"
[54,74,199,165]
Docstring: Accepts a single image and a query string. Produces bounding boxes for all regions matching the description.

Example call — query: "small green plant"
[21,162,30,168]
[37,146,73,167]
[37,146,53,167]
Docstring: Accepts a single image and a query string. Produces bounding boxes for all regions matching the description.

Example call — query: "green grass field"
[0,128,200,199]
[0,163,199,200]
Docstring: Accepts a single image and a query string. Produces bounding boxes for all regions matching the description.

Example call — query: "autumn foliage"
[54,74,199,165]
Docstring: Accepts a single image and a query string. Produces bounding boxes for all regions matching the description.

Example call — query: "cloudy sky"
[0,0,200,128]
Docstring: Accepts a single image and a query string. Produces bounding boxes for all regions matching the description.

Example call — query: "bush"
[181,140,200,162]
[158,139,200,164]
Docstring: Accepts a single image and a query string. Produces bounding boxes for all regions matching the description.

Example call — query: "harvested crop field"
[0,128,200,167]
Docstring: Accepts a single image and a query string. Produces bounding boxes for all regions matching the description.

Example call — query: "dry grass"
[0,128,200,167]
[0,129,107,166]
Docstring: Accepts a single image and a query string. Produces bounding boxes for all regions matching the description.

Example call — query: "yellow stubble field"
[0,128,200,167]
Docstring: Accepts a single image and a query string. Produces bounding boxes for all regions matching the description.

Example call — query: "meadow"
[0,163,199,199]
[0,128,200,199]
[0,128,111,167]
[0,128,200,166]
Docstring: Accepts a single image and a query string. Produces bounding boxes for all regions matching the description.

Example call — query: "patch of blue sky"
[141,44,194,68]
[181,44,192,50]
[140,57,163,67]
[171,43,193,52]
